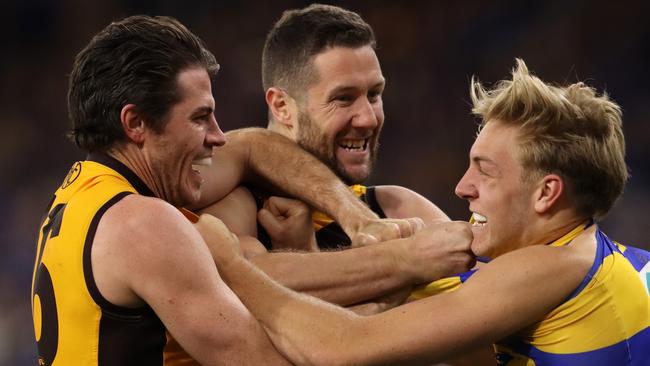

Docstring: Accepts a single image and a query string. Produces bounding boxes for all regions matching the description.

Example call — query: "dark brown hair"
[262,4,375,97]
[68,15,219,151]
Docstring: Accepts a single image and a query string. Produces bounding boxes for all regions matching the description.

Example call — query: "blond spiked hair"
[470,59,628,219]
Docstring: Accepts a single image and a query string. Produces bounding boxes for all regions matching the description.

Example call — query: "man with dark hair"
[197,59,650,365]
[160,8,477,365]
[30,15,442,365]
[260,3,445,241]
[196,4,460,311]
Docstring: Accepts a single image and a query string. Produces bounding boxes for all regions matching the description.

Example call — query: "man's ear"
[533,174,564,214]
[266,87,298,132]
[120,104,146,144]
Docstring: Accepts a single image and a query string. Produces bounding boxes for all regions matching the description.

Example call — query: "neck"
[525,212,590,248]
[107,144,165,200]
[267,119,295,140]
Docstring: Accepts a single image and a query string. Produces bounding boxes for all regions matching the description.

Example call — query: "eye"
[193,113,212,123]
[368,90,382,103]
[333,94,354,104]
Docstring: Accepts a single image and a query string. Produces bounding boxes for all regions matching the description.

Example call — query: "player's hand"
[396,220,475,283]
[193,213,242,266]
[352,217,425,246]
[258,196,319,252]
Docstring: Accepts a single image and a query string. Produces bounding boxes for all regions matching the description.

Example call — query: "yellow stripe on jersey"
[312,184,366,231]
[410,276,463,300]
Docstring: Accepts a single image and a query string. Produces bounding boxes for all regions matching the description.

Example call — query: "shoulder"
[98,194,204,258]
[105,194,188,229]
[463,241,594,302]
[93,193,221,300]
[373,185,449,221]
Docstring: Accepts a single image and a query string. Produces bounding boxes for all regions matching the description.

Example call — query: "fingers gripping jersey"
[31,154,166,365]
[412,225,650,366]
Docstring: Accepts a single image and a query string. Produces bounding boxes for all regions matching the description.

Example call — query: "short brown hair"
[68,15,219,152]
[261,4,375,98]
[471,59,628,219]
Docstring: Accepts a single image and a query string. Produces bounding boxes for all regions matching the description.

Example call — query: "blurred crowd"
[2,0,648,363]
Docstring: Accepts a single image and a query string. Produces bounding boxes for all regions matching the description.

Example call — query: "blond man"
[196,59,650,365]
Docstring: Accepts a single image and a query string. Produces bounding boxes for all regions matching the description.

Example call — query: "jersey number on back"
[33,202,66,366]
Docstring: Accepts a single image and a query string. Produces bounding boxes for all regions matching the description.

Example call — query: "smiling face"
[145,67,225,207]
[294,45,385,184]
[455,120,538,258]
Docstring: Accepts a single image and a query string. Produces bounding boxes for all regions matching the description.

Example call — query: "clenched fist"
[258,196,318,252]
[396,220,475,284]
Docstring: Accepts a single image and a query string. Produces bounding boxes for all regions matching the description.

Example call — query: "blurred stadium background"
[2,0,648,363]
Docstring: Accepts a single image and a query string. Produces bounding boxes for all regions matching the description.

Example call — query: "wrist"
[339,202,379,238]
[378,240,412,284]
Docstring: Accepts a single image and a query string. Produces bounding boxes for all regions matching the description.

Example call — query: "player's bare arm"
[92,195,290,365]
[196,212,594,365]
[198,192,474,306]
[194,127,410,241]
[374,185,449,223]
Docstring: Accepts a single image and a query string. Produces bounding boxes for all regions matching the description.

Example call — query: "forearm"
[218,255,368,366]
[249,243,411,306]
[229,128,378,236]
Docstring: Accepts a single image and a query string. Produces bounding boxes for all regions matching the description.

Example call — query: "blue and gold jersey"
[31,153,167,365]
[413,225,650,365]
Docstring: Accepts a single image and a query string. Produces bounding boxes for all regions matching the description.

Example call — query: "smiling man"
[259,4,446,239]
[30,15,425,365]
[192,4,468,313]
[196,59,650,365]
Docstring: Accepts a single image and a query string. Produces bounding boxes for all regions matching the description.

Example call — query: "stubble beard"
[296,111,379,185]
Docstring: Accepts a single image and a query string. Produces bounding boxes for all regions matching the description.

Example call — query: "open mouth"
[471,212,487,227]
[338,138,368,151]
[191,157,212,173]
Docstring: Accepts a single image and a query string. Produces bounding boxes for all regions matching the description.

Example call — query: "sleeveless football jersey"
[31,153,166,366]
[411,224,650,365]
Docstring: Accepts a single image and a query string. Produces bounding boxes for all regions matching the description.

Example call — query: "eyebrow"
[326,80,386,98]
[473,156,500,175]
[190,106,214,116]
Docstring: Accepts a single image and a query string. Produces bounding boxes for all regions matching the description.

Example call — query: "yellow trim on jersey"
[311,184,366,231]
[409,277,463,300]
[547,222,587,247]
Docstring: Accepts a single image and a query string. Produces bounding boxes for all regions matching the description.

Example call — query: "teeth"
[471,212,487,226]
[191,157,212,171]
[339,139,366,150]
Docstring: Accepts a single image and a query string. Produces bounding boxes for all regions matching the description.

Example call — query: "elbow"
[268,329,359,366]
